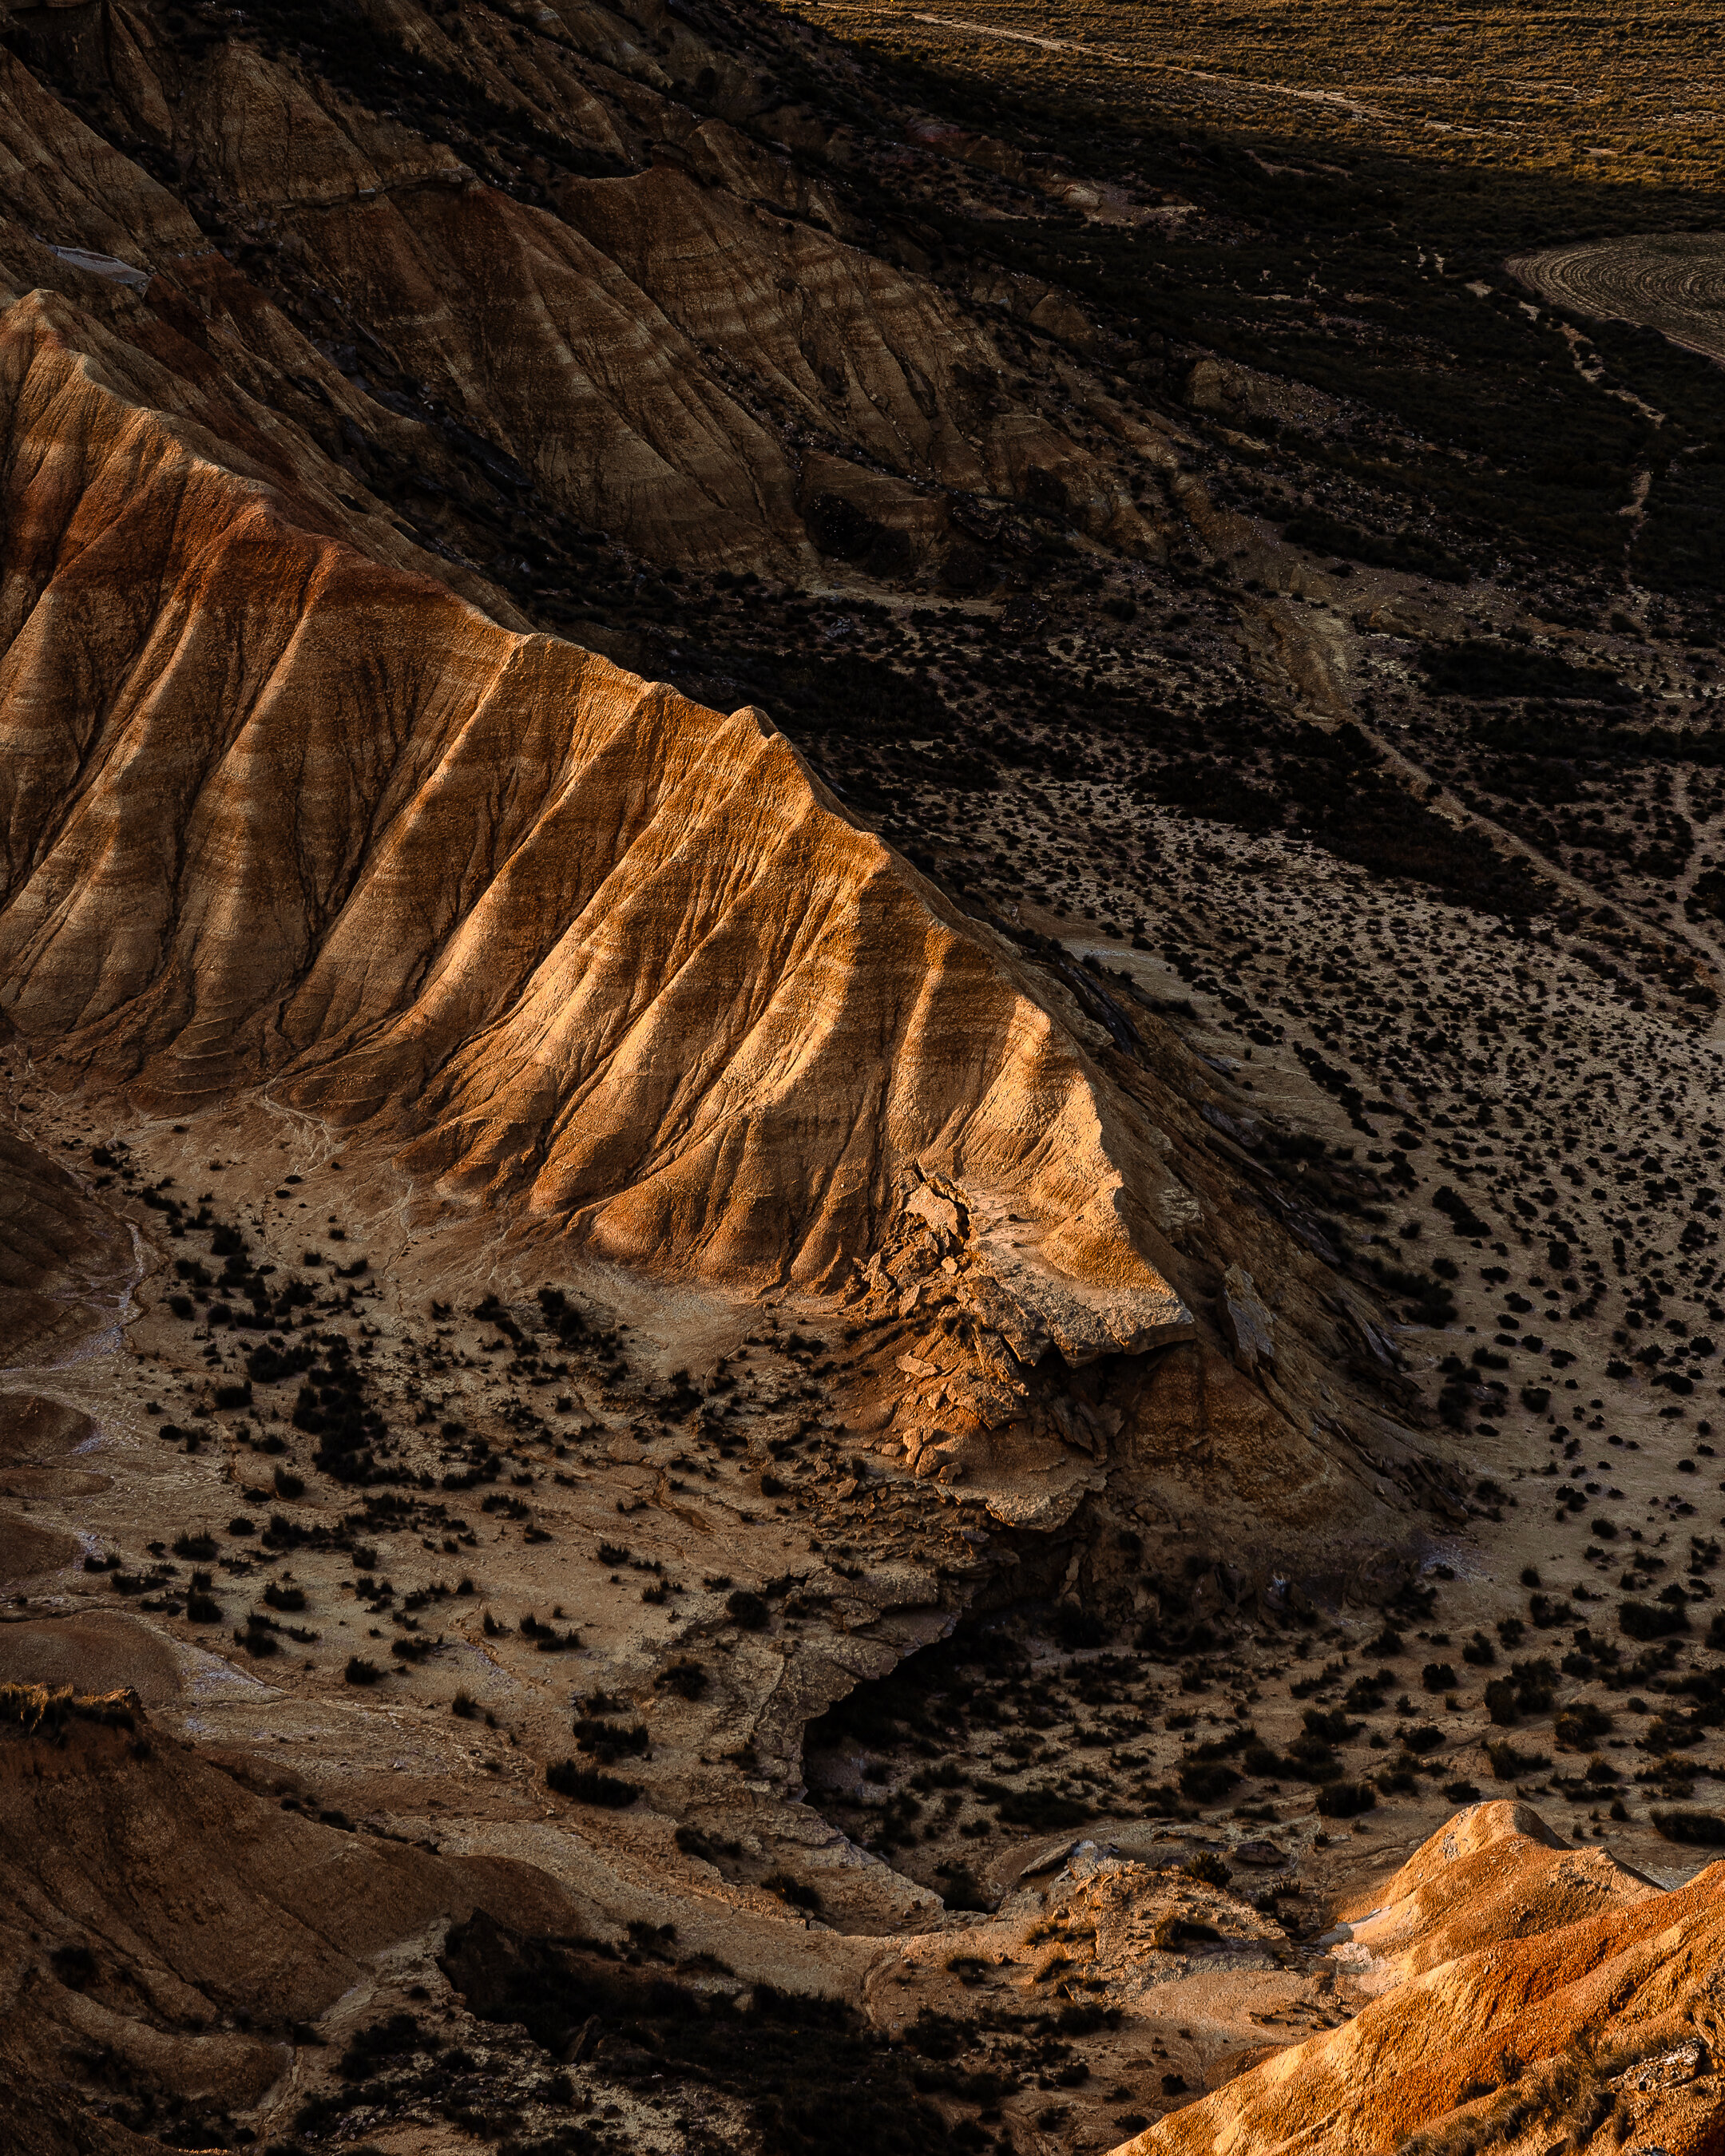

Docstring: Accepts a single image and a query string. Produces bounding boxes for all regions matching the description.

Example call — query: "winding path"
[903,11,1393,121]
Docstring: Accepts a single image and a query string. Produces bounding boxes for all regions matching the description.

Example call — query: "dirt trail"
[851,8,1397,120]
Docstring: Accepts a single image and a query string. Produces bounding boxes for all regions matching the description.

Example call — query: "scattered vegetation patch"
[1651,1808,1725,1846]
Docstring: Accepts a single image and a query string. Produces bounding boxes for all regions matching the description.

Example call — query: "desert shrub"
[990,1786,1093,1830]
[338,2011,430,2079]
[1486,1739,1551,1780]
[233,1615,280,1659]
[655,1660,708,1701]
[1422,638,1626,701]
[763,1871,823,1912]
[1620,1599,1688,1640]
[545,1760,640,1807]
[1177,1758,1240,1803]
[344,1656,385,1685]
[727,1589,771,1631]
[1485,1680,1521,1725]
[573,1718,649,1762]
[1315,1780,1377,1818]
[1555,1701,1613,1748]
[1651,1808,1725,1845]
[442,1911,971,2155]
[0,1684,136,1734]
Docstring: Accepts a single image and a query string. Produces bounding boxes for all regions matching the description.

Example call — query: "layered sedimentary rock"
[0,0,1166,577]
[1117,1802,1725,2156]
[0,284,1184,1334]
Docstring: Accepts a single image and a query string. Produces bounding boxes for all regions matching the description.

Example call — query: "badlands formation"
[2,2,1725,2154]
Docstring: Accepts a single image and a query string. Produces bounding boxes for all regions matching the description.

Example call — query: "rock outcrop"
[0,284,1184,1330]
[0,0,1166,577]
[1116,1801,1725,2156]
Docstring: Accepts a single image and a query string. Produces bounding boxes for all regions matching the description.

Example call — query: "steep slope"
[0,283,1184,1336]
[1116,1802,1725,2156]
[0,1101,140,1373]
[0,0,1166,577]
[0,1685,660,2154]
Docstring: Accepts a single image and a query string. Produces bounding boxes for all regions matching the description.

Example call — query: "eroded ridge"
[0,288,1183,1328]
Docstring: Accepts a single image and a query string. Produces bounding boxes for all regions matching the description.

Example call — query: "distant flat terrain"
[1510,232,1725,363]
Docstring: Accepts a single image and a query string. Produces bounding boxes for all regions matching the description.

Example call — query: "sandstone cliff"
[0,281,1186,1352]
[1116,1801,1725,2156]
[0,0,1166,577]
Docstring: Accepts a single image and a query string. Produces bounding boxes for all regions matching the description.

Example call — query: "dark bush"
[990,1787,1093,1830]
[1484,1679,1520,1726]
[1485,1739,1551,1780]
[344,1656,385,1686]
[338,2011,429,2079]
[655,1660,708,1701]
[727,1590,771,1631]
[1315,1780,1377,1818]
[1555,1701,1613,1748]
[1620,1599,1689,1640]
[1651,1809,1725,1845]
[763,1870,823,1912]
[1177,1758,1240,1803]
[573,1717,649,1762]
[545,1759,641,1807]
